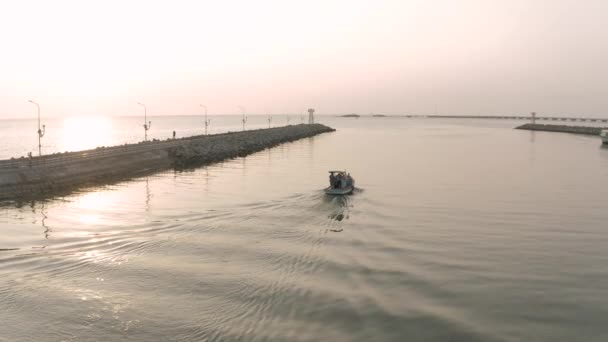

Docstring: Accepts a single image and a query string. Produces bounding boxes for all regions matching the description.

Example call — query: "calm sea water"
[1,116,608,341]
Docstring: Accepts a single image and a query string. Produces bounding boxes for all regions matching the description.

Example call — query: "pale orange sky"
[1,0,607,118]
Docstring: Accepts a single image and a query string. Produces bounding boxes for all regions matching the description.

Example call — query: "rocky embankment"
[0,124,335,201]
[515,123,605,135]
[168,124,334,168]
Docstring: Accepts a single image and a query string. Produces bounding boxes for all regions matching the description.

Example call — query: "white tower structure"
[308,108,315,124]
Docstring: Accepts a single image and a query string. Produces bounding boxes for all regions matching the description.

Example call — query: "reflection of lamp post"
[238,106,247,131]
[138,102,151,141]
[28,100,45,156]
[286,114,290,125]
[200,105,210,135]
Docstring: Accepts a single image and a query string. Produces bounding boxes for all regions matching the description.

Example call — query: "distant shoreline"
[333,114,608,122]
[2,114,608,121]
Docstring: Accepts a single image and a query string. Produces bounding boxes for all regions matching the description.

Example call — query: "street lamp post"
[239,106,247,131]
[200,105,210,135]
[138,102,151,141]
[28,100,45,156]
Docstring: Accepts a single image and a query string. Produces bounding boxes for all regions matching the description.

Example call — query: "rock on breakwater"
[0,124,335,201]
[515,123,606,136]
[168,124,334,168]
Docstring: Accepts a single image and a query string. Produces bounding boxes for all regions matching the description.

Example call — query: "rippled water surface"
[2,116,608,341]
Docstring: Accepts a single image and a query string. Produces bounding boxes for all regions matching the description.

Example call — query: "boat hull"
[324,186,354,195]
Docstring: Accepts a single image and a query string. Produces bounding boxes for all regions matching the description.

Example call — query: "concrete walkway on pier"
[0,124,335,201]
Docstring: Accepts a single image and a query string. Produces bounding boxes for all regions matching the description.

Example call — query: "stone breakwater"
[515,123,606,136]
[0,124,335,201]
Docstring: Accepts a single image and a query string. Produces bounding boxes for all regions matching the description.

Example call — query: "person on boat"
[329,173,336,188]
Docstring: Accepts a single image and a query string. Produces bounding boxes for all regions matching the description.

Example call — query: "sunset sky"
[1,0,607,118]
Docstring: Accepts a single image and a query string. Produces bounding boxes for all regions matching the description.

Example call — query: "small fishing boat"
[601,129,608,144]
[325,171,355,195]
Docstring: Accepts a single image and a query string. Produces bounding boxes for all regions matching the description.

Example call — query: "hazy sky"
[1,0,607,118]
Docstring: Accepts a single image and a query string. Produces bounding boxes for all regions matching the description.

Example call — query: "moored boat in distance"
[602,129,608,144]
[325,171,355,195]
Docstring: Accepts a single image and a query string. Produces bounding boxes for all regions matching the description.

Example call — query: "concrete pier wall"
[0,124,335,201]
[515,123,606,136]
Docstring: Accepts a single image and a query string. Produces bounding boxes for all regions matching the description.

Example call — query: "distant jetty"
[0,124,335,201]
[340,114,360,118]
[515,123,606,136]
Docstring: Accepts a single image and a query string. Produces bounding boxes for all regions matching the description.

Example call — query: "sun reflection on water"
[78,214,99,225]
[69,192,109,234]
[62,116,113,152]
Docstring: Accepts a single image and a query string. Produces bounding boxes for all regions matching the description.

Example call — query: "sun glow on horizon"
[61,116,113,152]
